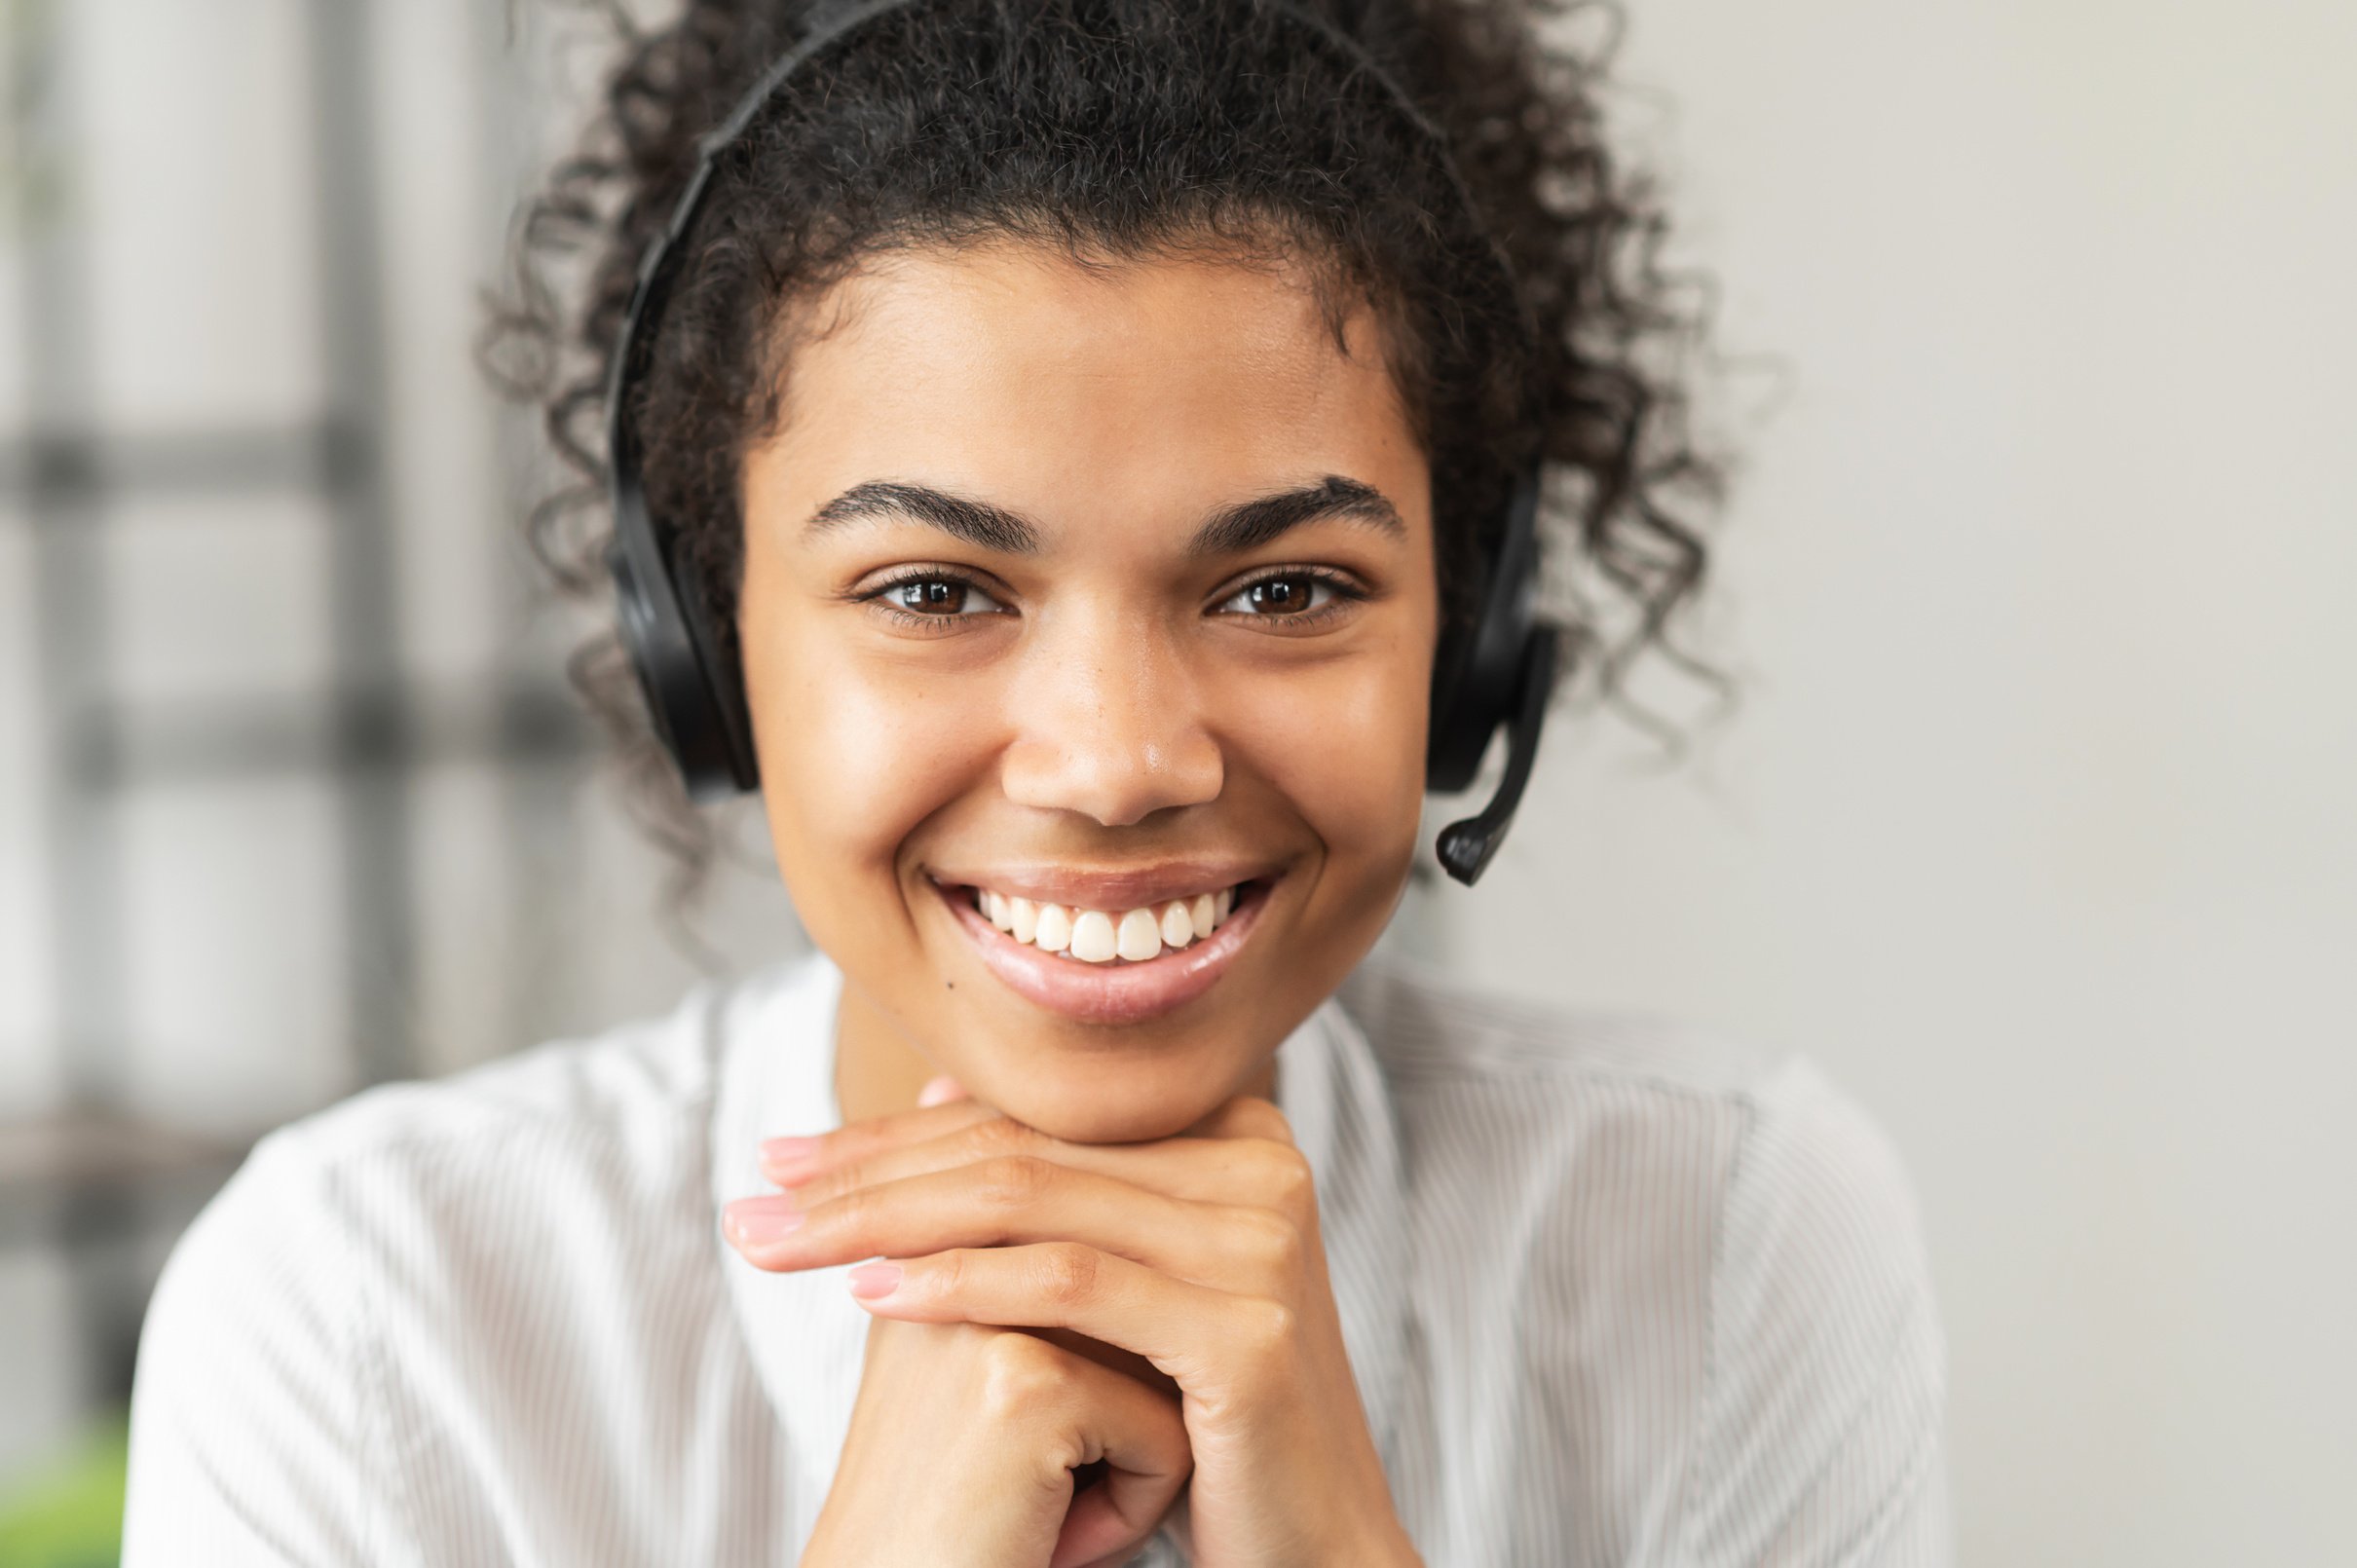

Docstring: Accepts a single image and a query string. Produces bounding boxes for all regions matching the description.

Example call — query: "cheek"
[1220,636,1432,877]
[741,591,996,908]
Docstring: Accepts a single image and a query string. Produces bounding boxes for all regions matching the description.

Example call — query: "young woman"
[123,2,1948,1564]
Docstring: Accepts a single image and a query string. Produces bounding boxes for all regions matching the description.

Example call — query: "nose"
[998,610,1223,828]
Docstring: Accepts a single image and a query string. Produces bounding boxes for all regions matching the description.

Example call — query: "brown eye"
[880,576,1008,616]
[1247,576,1310,612]
[899,579,961,613]
[1215,571,1342,617]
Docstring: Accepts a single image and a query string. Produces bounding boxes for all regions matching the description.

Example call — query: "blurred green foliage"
[0,1411,125,1568]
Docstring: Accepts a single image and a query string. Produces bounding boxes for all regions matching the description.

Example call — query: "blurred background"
[0,1,2349,1564]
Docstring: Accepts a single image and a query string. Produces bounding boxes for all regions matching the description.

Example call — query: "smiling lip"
[937,877,1269,1026]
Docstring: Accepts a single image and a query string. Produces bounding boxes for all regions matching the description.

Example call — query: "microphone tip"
[1436,819,1496,886]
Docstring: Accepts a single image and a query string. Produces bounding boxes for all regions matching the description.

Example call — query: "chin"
[967,1041,1255,1145]
[1001,1095,1217,1146]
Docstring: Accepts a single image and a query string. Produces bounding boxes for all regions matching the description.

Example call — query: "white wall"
[1433,3,2357,1562]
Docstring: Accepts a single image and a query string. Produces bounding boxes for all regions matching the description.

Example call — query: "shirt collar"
[711,952,1409,1511]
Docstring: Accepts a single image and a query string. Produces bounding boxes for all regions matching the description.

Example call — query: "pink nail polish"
[725,1195,804,1245]
[846,1262,903,1299]
[760,1135,822,1176]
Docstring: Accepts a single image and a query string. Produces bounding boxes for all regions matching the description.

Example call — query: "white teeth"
[1115,908,1163,962]
[969,882,1248,961]
[1069,910,1119,963]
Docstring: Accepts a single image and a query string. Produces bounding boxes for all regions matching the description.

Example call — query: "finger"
[787,1118,1318,1220]
[917,1074,968,1107]
[1029,1340,1191,1568]
[758,1096,996,1186]
[727,1157,1297,1293]
[847,1245,1292,1400]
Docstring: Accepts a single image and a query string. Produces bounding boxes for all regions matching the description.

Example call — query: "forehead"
[759,241,1426,528]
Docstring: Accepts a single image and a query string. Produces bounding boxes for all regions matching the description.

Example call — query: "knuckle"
[824,1182,877,1234]
[1237,1296,1296,1363]
[801,1161,863,1208]
[1031,1242,1101,1306]
[1236,1207,1302,1276]
[978,1154,1054,1210]
[931,1246,972,1298]
[976,1331,1067,1415]
[1252,1140,1316,1211]
[971,1117,1034,1157]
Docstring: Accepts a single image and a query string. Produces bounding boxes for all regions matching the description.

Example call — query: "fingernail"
[760,1136,821,1176]
[917,1076,963,1107]
[725,1195,804,1245]
[846,1262,903,1299]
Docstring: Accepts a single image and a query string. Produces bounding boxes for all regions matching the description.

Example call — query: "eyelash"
[852,565,1369,632]
[855,568,1015,632]
[1209,565,1367,627]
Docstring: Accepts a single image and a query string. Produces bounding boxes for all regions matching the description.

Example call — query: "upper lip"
[927,858,1278,912]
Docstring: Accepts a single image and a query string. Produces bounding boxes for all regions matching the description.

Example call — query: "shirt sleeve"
[1683,1059,1952,1568]
[122,1126,404,1567]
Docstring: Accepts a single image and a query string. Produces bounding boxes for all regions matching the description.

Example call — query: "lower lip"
[938,880,1269,1026]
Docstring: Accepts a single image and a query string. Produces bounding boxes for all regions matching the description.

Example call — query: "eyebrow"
[801,474,1406,555]
[804,481,1042,553]
[1188,475,1406,555]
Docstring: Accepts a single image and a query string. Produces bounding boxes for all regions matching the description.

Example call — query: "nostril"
[995,725,1224,826]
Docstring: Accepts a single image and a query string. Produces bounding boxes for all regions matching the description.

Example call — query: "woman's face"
[738,241,1437,1143]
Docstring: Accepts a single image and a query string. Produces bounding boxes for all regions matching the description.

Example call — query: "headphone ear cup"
[1426,467,1544,792]
[607,486,761,802]
[1425,627,1496,792]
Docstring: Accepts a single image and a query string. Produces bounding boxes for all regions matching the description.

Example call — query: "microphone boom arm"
[1435,625,1560,886]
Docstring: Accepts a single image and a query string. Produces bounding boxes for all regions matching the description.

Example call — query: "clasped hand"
[723,1084,1416,1568]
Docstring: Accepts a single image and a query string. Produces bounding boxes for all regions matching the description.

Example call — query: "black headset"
[605,0,1560,886]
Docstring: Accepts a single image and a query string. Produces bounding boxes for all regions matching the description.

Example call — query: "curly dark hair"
[484,0,1730,901]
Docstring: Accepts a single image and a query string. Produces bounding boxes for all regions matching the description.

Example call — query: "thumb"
[917,1074,969,1107]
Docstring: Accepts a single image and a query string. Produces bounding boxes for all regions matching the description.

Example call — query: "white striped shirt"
[122,952,1949,1565]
